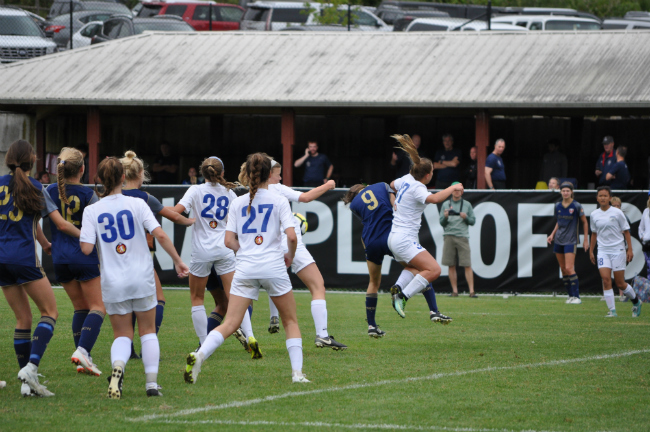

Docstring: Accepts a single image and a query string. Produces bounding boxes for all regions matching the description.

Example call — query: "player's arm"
[284,227,297,267]
[225,230,240,253]
[623,230,633,263]
[49,210,81,238]
[426,183,464,205]
[580,215,589,251]
[151,226,189,277]
[159,207,195,226]
[389,191,396,208]
[35,223,52,255]
[589,232,597,264]
[299,180,336,202]
[484,167,494,189]
[547,222,558,244]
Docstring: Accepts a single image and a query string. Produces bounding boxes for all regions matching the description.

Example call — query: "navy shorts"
[0,263,46,287]
[206,267,223,291]
[54,264,100,283]
[553,243,577,254]
[364,230,393,266]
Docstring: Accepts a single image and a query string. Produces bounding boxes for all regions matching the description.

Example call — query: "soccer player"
[240,157,347,350]
[185,153,309,384]
[46,147,105,376]
[1,140,80,397]
[588,186,642,317]
[388,134,464,318]
[610,196,632,301]
[80,157,189,398]
[546,182,588,304]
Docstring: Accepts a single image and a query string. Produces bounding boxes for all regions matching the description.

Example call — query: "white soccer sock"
[623,284,637,301]
[402,274,430,299]
[269,296,279,318]
[199,329,225,360]
[603,289,616,311]
[140,333,159,385]
[191,305,208,345]
[111,336,131,369]
[286,338,303,372]
[311,300,328,338]
[395,269,415,289]
[241,309,254,339]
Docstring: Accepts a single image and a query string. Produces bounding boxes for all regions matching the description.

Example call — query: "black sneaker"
[368,325,386,338]
[129,348,141,360]
[430,311,453,325]
[268,316,280,334]
[314,335,348,350]
[146,387,163,397]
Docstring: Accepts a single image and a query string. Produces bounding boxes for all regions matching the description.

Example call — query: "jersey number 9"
[98,210,135,243]
[361,190,378,211]
[0,185,24,222]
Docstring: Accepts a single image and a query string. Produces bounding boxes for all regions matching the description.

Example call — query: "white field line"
[131,349,650,423]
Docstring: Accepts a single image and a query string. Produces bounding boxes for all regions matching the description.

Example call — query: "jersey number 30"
[98,210,135,243]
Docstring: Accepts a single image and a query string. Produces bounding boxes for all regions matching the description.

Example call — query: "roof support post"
[36,119,46,173]
[475,110,489,189]
[281,108,295,187]
[87,107,101,184]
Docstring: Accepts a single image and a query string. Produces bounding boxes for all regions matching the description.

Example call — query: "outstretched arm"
[299,180,336,202]
[425,183,464,205]
[159,207,195,226]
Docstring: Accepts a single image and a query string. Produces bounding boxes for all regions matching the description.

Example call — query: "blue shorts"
[0,263,46,287]
[364,230,393,266]
[54,264,100,283]
[553,243,577,254]
[206,267,223,291]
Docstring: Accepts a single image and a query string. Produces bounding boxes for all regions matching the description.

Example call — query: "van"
[405,17,527,32]
[491,15,601,31]
[602,18,650,30]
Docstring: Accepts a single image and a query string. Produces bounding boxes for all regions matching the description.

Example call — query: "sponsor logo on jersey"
[255,235,263,245]
[116,243,127,254]
[209,220,217,229]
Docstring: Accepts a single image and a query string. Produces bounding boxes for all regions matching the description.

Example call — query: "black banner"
[40,187,649,293]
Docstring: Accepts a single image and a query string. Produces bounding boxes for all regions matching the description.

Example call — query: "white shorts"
[105,294,156,316]
[280,227,315,273]
[190,256,236,278]
[388,232,425,264]
[597,251,626,272]
[230,275,292,300]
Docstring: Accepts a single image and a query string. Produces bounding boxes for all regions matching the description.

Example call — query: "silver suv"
[0,7,57,64]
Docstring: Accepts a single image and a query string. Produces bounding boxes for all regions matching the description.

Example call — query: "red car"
[136,0,244,31]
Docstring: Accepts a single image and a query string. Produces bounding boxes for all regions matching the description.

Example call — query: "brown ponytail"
[244,153,271,213]
[200,157,237,190]
[95,157,124,198]
[56,147,84,206]
[342,184,365,205]
[5,140,43,214]
[120,150,150,183]
[391,134,433,181]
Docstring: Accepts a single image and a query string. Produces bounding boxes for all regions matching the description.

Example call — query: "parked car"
[624,11,650,21]
[391,9,450,31]
[24,9,51,32]
[134,0,244,31]
[404,17,528,32]
[47,0,131,20]
[376,1,505,22]
[68,20,103,49]
[281,24,364,31]
[491,15,601,31]
[497,7,600,22]
[0,6,57,63]
[602,18,650,30]
[91,15,194,43]
[45,10,117,49]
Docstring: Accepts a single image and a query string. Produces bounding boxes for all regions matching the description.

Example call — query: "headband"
[209,156,224,169]
[270,160,278,168]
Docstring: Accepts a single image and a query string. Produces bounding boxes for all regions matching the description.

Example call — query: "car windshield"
[134,21,193,33]
[546,20,601,30]
[243,7,269,21]
[139,4,163,17]
[409,22,448,31]
[85,3,131,14]
[0,15,43,36]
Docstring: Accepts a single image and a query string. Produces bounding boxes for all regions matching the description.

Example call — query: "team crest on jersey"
[569,209,574,214]
[255,235,264,245]
[116,243,127,254]
[209,220,217,229]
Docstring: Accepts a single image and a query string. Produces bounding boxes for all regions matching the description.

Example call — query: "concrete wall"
[0,112,35,176]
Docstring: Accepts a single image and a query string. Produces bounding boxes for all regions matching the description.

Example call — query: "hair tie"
[270,160,278,168]
[209,156,224,170]
[61,160,66,166]
[7,164,16,171]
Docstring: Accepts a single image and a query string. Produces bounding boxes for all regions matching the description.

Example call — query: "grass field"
[1,289,649,432]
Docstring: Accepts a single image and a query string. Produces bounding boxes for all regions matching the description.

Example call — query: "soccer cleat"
[17,364,54,397]
[292,372,310,383]
[248,336,263,359]
[107,366,124,399]
[71,348,102,376]
[368,325,386,338]
[129,349,141,360]
[569,297,582,304]
[565,297,574,304]
[146,384,163,397]
[233,328,251,352]
[605,310,618,318]
[632,301,642,317]
[76,365,85,374]
[184,352,203,384]
[430,311,453,324]
[20,382,34,397]
[391,287,406,318]
[0,380,5,389]
[314,335,348,350]
[268,316,280,334]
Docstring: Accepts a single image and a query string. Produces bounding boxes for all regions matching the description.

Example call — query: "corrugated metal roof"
[1,31,649,108]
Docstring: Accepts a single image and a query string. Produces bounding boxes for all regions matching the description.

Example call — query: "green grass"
[1,290,649,432]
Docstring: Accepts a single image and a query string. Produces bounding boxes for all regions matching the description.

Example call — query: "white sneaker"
[17,364,54,397]
[292,372,310,383]
[72,348,102,376]
[569,297,582,304]
[565,297,574,304]
[0,380,6,389]
[20,382,33,397]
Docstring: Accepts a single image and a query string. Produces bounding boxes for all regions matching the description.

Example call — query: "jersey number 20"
[98,210,135,243]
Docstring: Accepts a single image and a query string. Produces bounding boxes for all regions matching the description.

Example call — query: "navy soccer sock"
[72,309,89,348]
[14,329,31,369]
[365,294,378,327]
[207,312,224,333]
[30,317,56,366]
[247,305,253,319]
[562,276,571,296]
[78,310,105,354]
[422,284,439,313]
[155,300,165,334]
[569,274,580,298]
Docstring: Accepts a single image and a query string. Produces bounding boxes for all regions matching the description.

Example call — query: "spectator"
[433,134,462,189]
[294,141,333,187]
[606,146,630,190]
[37,171,50,184]
[182,167,200,185]
[595,136,616,186]
[548,177,560,190]
[153,142,179,184]
[485,139,506,190]
[539,138,567,183]
[391,134,424,178]
[439,182,476,297]
[76,144,89,184]
[464,146,477,189]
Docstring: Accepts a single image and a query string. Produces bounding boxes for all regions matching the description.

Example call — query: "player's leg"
[598,256,617,316]
[153,271,166,334]
[107,311,135,399]
[392,250,441,318]
[134,303,160,396]
[555,252,571,301]
[365,260,385,338]
[272,289,308,382]
[61,280,88,348]
[614,269,641,317]
[72,275,105,376]
[2,285,34,396]
[189,269,209,345]
[563,249,581,304]
[268,296,280,333]
[219,269,252,353]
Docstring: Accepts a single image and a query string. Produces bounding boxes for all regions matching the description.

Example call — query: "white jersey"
[269,182,304,241]
[80,194,160,303]
[590,206,630,253]
[391,174,431,238]
[226,188,295,279]
[178,183,238,262]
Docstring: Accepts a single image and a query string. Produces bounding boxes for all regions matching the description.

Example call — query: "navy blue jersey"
[554,200,585,246]
[349,183,394,247]
[0,175,57,266]
[46,183,99,265]
[122,188,164,214]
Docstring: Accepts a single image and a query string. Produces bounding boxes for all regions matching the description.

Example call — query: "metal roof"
[1,31,650,109]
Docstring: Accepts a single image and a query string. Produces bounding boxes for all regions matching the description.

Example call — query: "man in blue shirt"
[485,139,506,189]
[595,136,617,186]
[294,141,333,187]
[606,146,630,190]
[433,134,462,189]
